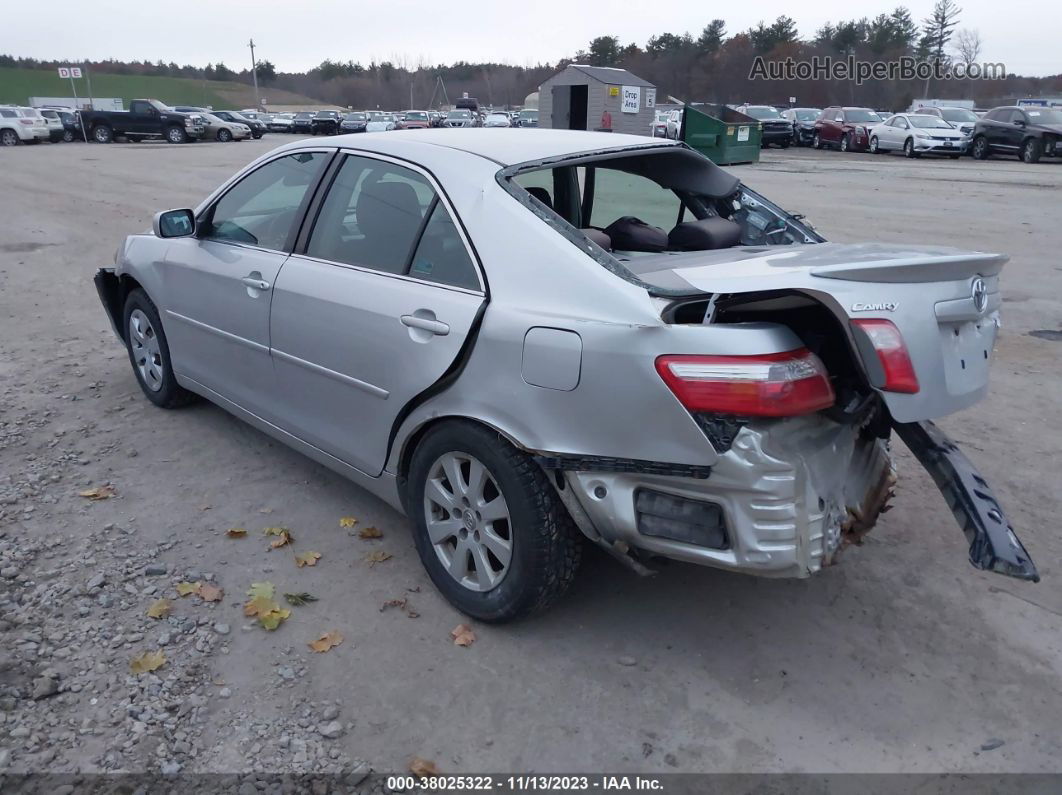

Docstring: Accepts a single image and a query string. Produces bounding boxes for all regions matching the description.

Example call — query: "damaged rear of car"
[485,140,1037,585]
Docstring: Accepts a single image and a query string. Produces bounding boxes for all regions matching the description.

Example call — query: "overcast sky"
[5,0,1058,77]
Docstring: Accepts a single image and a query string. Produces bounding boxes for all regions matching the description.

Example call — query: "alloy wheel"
[423,452,512,592]
[0,129,17,146]
[128,309,164,392]
[870,137,878,153]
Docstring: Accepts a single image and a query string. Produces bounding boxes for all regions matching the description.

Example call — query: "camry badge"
[852,301,898,312]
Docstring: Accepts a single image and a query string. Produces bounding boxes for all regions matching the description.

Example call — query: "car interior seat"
[667,217,742,251]
[351,181,425,272]
[526,186,554,210]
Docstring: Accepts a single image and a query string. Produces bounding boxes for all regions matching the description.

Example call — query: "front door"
[160,150,331,417]
[268,153,486,476]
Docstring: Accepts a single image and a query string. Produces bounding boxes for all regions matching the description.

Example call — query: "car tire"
[1021,138,1042,163]
[869,136,880,154]
[903,138,919,158]
[92,124,113,144]
[217,128,232,143]
[62,129,75,143]
[407,420,582,623]
[949,153,961,159]
[122,289,198,409]
[0,129,18,146]
[840,133,851,152]
[165,125,187,144]
[971,135,989,160]
[813,133,822,149]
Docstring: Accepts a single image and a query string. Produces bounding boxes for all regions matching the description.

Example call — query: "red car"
[397,110,432,130]
[814,106,884,152]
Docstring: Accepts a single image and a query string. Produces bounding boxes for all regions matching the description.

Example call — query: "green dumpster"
[680,104,761,165]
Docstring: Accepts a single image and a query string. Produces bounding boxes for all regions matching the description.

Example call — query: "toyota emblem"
[972,278,988,314]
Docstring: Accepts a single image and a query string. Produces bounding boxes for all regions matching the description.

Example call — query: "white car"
[0,106,50,145]
[651,111,669,138]
[366,113,396,132]
[484,112,511,128]
[869,113,967,158]
[665,109,683,140]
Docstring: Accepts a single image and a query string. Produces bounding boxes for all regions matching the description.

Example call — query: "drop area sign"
[621,86,640,114]
[58,66,83,79]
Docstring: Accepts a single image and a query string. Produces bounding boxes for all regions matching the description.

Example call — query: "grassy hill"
[0,67,325,109]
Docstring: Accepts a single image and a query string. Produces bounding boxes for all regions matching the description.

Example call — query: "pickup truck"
[79,99,206,144]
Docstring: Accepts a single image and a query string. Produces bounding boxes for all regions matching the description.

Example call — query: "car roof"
[311,128,678,166]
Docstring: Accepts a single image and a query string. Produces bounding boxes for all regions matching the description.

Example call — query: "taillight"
[655,348,835,417]
[851,318,920,394]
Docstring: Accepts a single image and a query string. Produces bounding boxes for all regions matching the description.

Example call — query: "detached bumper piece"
[895,420,1039,582]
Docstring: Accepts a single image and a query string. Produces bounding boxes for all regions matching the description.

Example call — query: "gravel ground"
[1,138,1061,780]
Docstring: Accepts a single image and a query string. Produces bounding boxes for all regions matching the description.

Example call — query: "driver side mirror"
[1014,119,1026,127]
[154,209,196,238]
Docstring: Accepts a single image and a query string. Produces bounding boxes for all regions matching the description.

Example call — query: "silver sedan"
[868,113,968,157]
[94,130,1037,621]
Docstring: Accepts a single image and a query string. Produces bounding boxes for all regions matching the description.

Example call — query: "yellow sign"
[608,86,619,97]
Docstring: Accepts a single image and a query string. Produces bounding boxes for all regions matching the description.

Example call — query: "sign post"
[58,66,90,141]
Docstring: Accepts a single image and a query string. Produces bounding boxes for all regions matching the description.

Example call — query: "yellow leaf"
[146,598,172,619]
[409,757,440,777]
[450,623,476,647]
[247,582,275,600]
[226,528,247,539]
[176,582,200,597]
[263,526,287,536]
[295,551,321,568]
[358,526,383,540]
[79,485,116,501]
[129,649,166,675]
[364,550,392,566]
[198,583,223,602]
[269,530,294,549]
[243,595,276,617]
[339,516,358,528]
[258,608,291,631]
[308,630,344,653]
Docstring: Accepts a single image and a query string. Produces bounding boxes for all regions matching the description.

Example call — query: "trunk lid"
[633,242,1006,423]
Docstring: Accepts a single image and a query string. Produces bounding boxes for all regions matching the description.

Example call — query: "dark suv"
[311,110,342,135]
[814,106,884,152]
[735,105,792,148]
[971,106,1062,163]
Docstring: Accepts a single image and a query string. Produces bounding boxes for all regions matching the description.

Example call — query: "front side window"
[588,168,682,232]
[204,152,326,251]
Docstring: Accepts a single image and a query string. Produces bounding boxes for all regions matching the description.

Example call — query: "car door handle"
[241,275,271,291]
[401,315,449,336]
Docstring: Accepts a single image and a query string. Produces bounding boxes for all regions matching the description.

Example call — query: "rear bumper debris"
[895,420,1039,582]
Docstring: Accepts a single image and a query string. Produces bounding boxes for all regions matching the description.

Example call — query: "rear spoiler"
[812,253,1007,283]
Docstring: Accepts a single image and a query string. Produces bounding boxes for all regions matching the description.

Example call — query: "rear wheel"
[122,289,198,409]
[217,128,232,142]
[971,135,989,160]
[407,421,581,623]
[1021,138,1042,163]
[92,124,113,143]
[0,129,18,146]
[165,125,187,144]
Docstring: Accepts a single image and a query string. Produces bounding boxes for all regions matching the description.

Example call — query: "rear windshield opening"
[505,148,820,269]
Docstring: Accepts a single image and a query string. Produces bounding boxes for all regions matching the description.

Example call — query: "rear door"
[160,150,331,417]
[268,152,486,476]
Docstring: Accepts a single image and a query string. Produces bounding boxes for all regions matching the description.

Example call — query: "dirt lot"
[1,138,1061,779]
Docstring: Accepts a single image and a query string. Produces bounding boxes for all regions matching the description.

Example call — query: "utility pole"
[248,38,261,109]
[410,81,414,110]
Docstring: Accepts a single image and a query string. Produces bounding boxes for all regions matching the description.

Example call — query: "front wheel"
[407,421,582,623]
[1021,138,1042,163]
[216,128,232,142]
[840,133,851,152]
[971,135,989,160]
[903,138,919,158]
[166,125,187,144]
[813,133,822,149]
[869,136,880,154]
[122,289,198,409]
[62,129,75,143]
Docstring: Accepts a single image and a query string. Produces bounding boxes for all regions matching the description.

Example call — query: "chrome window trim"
[300,148,487,295]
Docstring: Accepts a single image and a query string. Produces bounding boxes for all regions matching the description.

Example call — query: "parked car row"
[266,107,541,135]
[0,105,81,146]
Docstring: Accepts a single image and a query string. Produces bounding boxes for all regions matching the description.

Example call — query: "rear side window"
[205,152,326,251]
[307,154,479,290]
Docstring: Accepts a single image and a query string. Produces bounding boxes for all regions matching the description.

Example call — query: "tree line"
[3,2,1059,111]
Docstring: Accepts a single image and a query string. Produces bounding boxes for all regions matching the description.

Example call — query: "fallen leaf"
[409,757,440,777]
[380,598,407,612]
[358,526,383,540]
[176,581,200,597]
[295,550,321,568]
[284,592,318,606]
[243,595,276,617]
[308,630,344,653]
[258,608,291,631]
[450,623,476,647]
[269,530,294,549]
[198,583,223,602]
[407,608,420,619]
[146,598,172,619]
[259,507,274,514]
[247,582,275,600]
[365,550,392,566]
[129,650,166,675]
[79,485,116,501]
[225,528,247,539]
[339,516,358,528]
[263,526,287,536]
[200,504,212,511]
